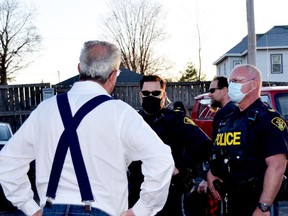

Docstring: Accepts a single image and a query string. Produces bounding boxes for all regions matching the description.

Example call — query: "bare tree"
[196,23,202,81]
[195,0,202,82]
[103,0,168,75]
[0,0,41,84]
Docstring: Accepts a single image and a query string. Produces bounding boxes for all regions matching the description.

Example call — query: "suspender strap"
[46,93,112,202]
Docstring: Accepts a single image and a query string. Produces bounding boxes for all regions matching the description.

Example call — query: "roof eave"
[213,50,248,65]
[257,46,288,50]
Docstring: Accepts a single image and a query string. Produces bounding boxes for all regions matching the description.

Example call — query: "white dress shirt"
[0,81,174,216]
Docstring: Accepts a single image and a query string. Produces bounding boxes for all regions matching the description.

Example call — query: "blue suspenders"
[46,93,112,211]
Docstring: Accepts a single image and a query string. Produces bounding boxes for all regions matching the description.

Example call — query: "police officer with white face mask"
[207,64,288,216]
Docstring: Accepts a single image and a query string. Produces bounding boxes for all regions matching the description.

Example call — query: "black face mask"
[142,96,162,114]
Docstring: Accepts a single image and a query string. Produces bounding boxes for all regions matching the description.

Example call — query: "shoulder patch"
[271,117,287,131]
[184,116,196,125]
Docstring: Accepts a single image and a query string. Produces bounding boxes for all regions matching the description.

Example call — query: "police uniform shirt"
[213,98,288,181]
[139,108,212,171]
[212,101,238,141]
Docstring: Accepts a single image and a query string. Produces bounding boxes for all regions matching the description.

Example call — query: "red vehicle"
[191,86,288,139]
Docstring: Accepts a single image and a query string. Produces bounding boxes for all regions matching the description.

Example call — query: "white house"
[213,25,288,83]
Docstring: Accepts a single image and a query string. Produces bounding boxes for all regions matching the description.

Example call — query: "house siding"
[217,57,248,77]
[214,25,288,82]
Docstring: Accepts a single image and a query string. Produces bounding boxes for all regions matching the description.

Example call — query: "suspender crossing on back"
[46,93,113,205]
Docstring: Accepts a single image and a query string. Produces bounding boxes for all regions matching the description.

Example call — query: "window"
[0,125,12,141]
[275,93,288,121]
[233,60,242,68]
[271,54,283,74]
[260,95,272,108]
[197,98,216,119]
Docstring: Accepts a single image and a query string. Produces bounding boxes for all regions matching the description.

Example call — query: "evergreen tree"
[179,62,205,82]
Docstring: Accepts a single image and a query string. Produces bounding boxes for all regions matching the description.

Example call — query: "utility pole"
[58,71,60,83]
[246,0,256,66]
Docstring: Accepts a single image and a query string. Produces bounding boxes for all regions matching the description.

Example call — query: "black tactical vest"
[213,106,268,183]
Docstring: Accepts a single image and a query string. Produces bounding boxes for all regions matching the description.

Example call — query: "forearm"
[135,165,173,215]
[131,144,174,216]
[121,209,135,216]
[32,209,43,216]
[19,199,41,216]
[0,156,37,213]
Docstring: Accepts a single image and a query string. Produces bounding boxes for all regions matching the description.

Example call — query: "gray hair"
[79,40,121,82]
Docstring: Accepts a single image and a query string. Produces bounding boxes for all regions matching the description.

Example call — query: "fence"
[0,81,211,131]
[111,81,210,110]
[0,83,51,132]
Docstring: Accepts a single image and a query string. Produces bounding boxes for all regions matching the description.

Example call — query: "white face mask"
[228,82,247,103]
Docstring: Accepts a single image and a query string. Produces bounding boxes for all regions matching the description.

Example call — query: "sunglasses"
[209,88,222,93]
[141,90,162,97]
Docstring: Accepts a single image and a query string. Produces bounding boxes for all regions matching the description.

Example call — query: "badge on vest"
[271,117,287,131]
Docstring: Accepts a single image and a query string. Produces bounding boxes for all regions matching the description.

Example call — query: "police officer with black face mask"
[128,75,213,216]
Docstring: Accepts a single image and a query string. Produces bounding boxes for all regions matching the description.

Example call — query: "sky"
[12,0,288,85]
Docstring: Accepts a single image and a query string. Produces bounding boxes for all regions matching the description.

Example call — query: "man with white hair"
[0,40,174,216]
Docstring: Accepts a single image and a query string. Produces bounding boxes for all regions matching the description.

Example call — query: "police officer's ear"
[222,86,228,96]
[250,78,260,90]
[160,91,167,107]
[162,91,166,99]
[139,91,144,103]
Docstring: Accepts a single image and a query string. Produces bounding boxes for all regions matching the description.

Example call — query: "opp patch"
[271,117,287,131]
[184,116,195,125]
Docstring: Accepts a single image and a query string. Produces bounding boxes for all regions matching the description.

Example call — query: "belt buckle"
[45,197,53,208]
[83,201,93,212]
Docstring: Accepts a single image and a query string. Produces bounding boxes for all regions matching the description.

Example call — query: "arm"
[0,113,41,215]
[176,116,212,193]
[252,154,286,216]
[121,209,136,216]
[32,209,43,216]
[132,148,174,216]
[123,108,174,216]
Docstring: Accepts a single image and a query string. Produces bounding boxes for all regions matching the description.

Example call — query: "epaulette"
[267,108,277,112]
[170,109,196,126]
[250,103,287,131]
[261,103,281,117]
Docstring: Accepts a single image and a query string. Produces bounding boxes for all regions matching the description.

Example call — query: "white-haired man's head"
[78,40,121,84]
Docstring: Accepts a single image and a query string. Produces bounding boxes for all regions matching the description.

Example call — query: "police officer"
[207,76,238,216]
[208,76,238,141]
[128,75,212,216]
[207,64,288,216]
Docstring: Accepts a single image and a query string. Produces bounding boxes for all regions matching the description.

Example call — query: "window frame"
[233,60,242,68]
[270,54,283,74]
